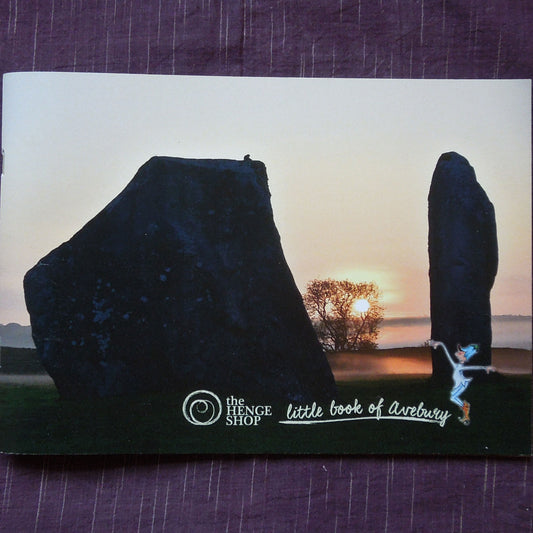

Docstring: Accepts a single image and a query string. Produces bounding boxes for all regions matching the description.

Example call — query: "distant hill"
[2,316,530,349]
[0,323,35,348]
[378,316,531,350]
[383,315,532,325]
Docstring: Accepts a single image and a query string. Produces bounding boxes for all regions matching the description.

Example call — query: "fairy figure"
[428,340,496,425]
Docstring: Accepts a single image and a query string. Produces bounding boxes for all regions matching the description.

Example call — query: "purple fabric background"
[0,1,531,531]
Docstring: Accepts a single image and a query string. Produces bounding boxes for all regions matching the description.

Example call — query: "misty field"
[327,347,532,380]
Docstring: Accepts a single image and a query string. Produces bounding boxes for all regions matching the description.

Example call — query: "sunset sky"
[1,73,531,326]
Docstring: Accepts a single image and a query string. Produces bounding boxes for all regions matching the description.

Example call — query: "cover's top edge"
[2,71,532,84]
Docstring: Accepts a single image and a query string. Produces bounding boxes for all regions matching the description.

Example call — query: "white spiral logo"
[182,390,222,426]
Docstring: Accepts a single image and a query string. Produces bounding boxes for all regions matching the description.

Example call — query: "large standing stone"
[24,157,336,402]
[428,152,498,379]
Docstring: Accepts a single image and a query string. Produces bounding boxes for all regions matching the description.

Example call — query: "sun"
[354,299,370,313]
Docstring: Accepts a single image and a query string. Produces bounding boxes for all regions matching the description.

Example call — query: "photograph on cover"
[0,72,530,455]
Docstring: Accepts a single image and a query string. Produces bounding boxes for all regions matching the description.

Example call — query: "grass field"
[0,373,530,456]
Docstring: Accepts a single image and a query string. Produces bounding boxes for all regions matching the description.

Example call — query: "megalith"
[24,156,336,402]
[428,152,498,379]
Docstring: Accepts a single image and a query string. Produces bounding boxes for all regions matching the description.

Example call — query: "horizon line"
[1,313,532,328]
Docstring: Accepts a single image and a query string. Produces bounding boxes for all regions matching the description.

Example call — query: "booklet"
[0,72,530,455]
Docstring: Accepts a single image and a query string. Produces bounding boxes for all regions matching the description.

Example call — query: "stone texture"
[24,156,336,402]
[428,152,498,378]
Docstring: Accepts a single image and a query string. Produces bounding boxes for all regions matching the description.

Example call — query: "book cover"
[0,72,530,455]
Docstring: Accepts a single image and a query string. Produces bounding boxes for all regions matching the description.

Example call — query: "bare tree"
[303,279,384,352]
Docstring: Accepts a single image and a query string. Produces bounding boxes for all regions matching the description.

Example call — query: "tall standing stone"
[24,156,337,403]
[428,152,498,379]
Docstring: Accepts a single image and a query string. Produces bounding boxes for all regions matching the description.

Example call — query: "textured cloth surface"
[0,1,531,531]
